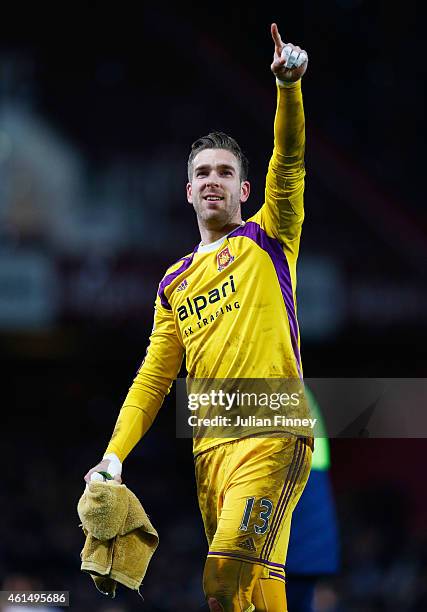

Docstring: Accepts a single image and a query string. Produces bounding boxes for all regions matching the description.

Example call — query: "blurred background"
[1,1,426,610]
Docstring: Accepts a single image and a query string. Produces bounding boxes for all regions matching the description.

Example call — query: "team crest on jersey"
[176,279,188,292]
[217,246,234,272]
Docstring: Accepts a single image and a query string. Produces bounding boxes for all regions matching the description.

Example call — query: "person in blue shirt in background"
[286,388,340,611]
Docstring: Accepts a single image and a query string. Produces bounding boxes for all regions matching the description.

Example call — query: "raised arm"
[254,24,308,253]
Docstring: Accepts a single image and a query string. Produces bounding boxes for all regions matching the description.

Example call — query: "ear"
[240,180,250,203]
[186,182,193,204]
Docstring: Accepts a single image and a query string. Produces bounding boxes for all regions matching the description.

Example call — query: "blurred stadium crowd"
[1,1,426,610]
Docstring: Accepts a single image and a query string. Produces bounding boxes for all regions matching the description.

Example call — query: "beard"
[193,192,241,229]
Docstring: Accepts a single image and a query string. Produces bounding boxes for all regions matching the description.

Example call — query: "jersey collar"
[197,222,246,254]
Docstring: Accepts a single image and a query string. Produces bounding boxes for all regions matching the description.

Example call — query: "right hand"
[84,454,122,484]
[270,23,308,83]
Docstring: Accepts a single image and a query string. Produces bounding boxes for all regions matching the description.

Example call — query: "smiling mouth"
[203,196,224,201]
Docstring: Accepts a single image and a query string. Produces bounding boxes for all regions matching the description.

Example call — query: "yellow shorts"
[195,436,312,583]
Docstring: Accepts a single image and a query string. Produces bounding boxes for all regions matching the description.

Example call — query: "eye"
[222,170,233,176]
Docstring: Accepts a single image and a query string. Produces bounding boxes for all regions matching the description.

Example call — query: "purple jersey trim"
[269,571,286,581]
[157,245,198,309]
[229,221,302,378]
[207,551,285,570]
[268,443,307,558]
[261,437,305,560]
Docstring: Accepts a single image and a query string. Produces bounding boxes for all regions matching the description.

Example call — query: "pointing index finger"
[271,23,284,55]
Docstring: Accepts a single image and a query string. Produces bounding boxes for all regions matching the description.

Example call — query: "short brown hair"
[187,131,249,182]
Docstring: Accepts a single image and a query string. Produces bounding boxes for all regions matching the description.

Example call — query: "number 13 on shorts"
[239,497,274,535]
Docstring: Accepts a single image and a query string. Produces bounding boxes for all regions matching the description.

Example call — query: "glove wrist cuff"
[102,452,122,477]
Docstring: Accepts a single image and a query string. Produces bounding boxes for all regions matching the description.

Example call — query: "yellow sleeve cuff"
[276,77,302,88]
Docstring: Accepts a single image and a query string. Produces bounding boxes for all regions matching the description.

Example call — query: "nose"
[206,175,220,186]
[206,178,219,187]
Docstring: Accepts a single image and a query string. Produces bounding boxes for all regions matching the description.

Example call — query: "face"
[187,149,250,230]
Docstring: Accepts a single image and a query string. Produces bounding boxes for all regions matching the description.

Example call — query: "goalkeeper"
[85,23,311,612]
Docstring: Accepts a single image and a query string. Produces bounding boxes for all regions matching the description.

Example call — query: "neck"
[199,220,243,245]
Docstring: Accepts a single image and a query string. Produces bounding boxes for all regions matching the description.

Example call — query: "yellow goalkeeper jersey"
[106,80,308,460]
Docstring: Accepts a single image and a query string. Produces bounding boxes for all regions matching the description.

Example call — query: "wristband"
[102,452,122,477]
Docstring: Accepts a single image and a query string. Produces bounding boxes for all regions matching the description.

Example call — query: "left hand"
[84,453,122,484]
[270,23,308,83]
